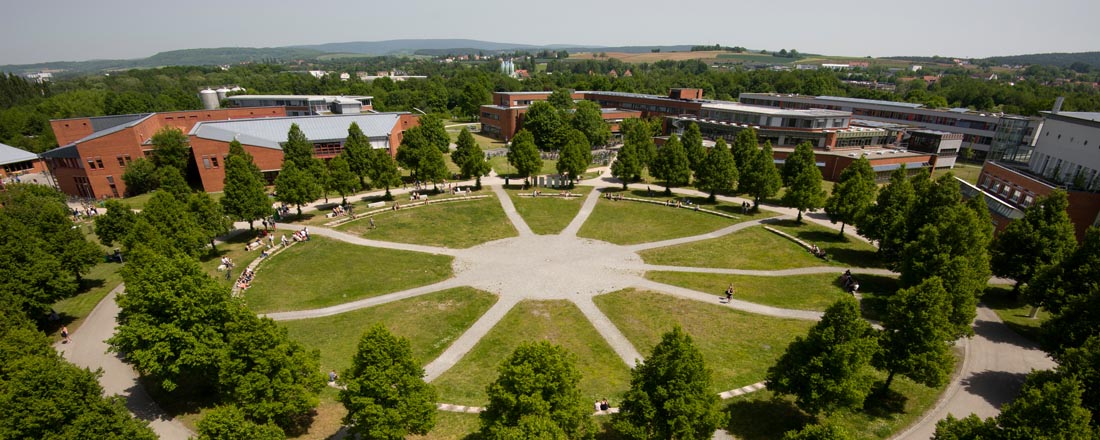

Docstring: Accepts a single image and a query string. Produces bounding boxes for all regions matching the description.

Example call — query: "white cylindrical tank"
[215,87,230,101]
[199,89,219,110]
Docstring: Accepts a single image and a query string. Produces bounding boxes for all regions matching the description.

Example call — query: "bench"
[367,201,385,208]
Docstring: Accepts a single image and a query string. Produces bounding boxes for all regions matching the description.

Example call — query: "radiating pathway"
[643,264,898,277]
[560,188,603,237]
[490,185,534,236]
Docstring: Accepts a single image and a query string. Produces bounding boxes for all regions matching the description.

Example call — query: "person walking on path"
[369,216,376,230]
[725,284,735,303]
[60,326,71,344]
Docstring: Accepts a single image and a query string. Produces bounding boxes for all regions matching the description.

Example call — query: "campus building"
[479,91,642,141]
[189,112,418,192]
[968,110,1100,239]
[0,142,47,181]
[42,108,286,199]
[226,95,374,116]
[738,93,1041,162]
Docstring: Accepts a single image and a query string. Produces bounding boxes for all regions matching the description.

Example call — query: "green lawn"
[505,186,592,234]
[640,223,881,270]
[489,156,559,178]
[645,271,854,312]
[933,163,983,185]
[980,285,1049,343]
[431,300,633,406]
[51,260,124,334]
[409,411,483,440]
[448,130,505,150]
[577,198,762,245]
[594,289,814,393]
[244,236,454,313]
[279,287,497,375]
[199,230,263,287]
[338,197,517,249]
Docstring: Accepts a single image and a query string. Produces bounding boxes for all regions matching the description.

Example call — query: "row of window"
[981,175,1035,208]
[200,155,222,169]
[1044,130,1092,147]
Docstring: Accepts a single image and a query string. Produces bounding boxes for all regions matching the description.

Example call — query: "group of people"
[236,268,255,290]
[840,269,860,294]
[594,398,611,412]
[810,243,828,259]
[740,201,752,214]
[409,192,429,201]
[71,206,99,220]
[292,228,310,242]
[604,192,624,201]
[274,204,291,220]
[330,204,352,217]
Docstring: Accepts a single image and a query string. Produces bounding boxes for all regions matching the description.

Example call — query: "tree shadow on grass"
[855,274,900,321]
[725,397,813,440]
[863,383,909,418]
[200,231,256,264]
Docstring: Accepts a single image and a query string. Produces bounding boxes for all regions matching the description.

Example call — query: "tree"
[858,166,915,264]
[0,214,78,320]
[730,128,758,172]
[95,199,137,247]
[367,147,402,199]
[547,88,575,110]
[281,123,315,168]
[766,299,878,413]
[740,142,782,211]
[343,122,373,188]
[622,119,658,176]
[0,184,100,284]
[140,191,208,257]
[156,165,192,199]
[327,155,359,205]
[571,100,610,147]
[221,140,273,229]
[197,405,286,440]
[522,101,566,150]
[695,137,738,202]
[990,190,1076,292]
[396,127,430,181]
[614,326,726,440]
[997,372,1093,439]
[150,126,191,172]
[781,142,826,223]
[189,192,232,252]
[416,140,450,188]
[506,129,543,184]
[680,122,705,177]
[556,129,591,186]
[824,156,877,236]
[651,135,691,195]
[109,248,235,394]
[610,140,641,190]
[452,128,490,189]
[340,324,437,440]
[274,161,321,218]
[121,157,159,196]
[1026,227,1100,355]
[418,114,451,154]
[874,277,956,392]
[480,341,594,440]
[1054,335,1100,420]
[220,312,324,433]
[457,83,490,118]
[784,424,854,440]
[898,202,992,338]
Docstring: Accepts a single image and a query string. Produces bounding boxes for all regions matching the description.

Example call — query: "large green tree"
[457,83,490,117]
[622,118,658,176]
[221,140,273,229]
[140,190,208,257]
[858,166,916,264]
[522,101,566,151]
[343,122,373,188]
[196,405,285,440]
[730,128,758,172]
[547,88,575,110]
[506,129,543,184]
[121,157,159,196]
[417,114,451,154]
[874,277,956,392]
[557,129,592,185]
[934,372,1094,440]
[740,141,782,211]
[340,325,437,440]
[990,190,1077,292]
[327,154,360,205]
[610,140,641,190]
[614,326,727,440]
[452,128,490,189]
[95,199,137,247]
[274,160,321,218]
[651,135,691,195]
[282,123,315,168]
[766,299,878,413]
[680,122,706,178]
[695,137,738,202]
[150,126,191,172]
[571,100,611,147]
[781,142,826,223]
[368,147,403,199]
[480,341,594,440]
[1026,227,1100,355]
[824,155,877,236]
[189,192,232,252]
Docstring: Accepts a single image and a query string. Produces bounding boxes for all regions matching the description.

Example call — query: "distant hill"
[982,52,1100,68]
[0,46,327,75]
[414,44,695,57]
[292,39,570,56]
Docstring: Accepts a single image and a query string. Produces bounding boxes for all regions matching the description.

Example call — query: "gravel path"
[633,278,824,321]
[643,264,898,277]
[490,185,534,237]
[626,217,778,252]
[561,187,603,237]
[263,278,463,321]
[423,296,522,382]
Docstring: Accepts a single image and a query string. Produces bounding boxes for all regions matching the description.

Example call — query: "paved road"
[54,285,193,440]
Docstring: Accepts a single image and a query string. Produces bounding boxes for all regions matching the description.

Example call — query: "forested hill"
[983,52,1100,69]
[292,39,554,55]
[0,47,328,76]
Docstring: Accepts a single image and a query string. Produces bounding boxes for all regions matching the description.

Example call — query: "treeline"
[3,57,1100,155]
[690,44,747,52]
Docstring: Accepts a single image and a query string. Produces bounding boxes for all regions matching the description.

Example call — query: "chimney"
[1052,96,1064,114]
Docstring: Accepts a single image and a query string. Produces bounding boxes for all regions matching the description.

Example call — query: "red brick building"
[43,108,286,199]
[0,142,47,180]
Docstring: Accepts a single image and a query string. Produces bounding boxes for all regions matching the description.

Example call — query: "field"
[338,197,517,248]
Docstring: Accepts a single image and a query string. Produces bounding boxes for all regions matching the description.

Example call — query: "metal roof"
[190,113,406,150]
[815,96,925,109]
[0,142,39,165]
[62,114,155,147]
[1048,111,1100,124]
[228,95,372,102]
[702,101,849,117]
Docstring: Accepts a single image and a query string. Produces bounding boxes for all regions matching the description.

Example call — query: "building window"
[202,157,212,169]
[117,156,125,167]
[95,157,104,169]
[1023,195,1034,207]
[87,158,96,169]
[211,156,219,168]
[124,154,132,164]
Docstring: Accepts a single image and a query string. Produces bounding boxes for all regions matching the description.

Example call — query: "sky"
[2,0,1098,65]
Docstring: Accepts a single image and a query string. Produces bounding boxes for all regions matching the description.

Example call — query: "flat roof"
[228,95,372,101]
[702,101,849,117]
[584,90,701,104]
[0,142,39,165]
[190,113,407,150]
[1043,111,1100,124]
[815,95,926,109]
